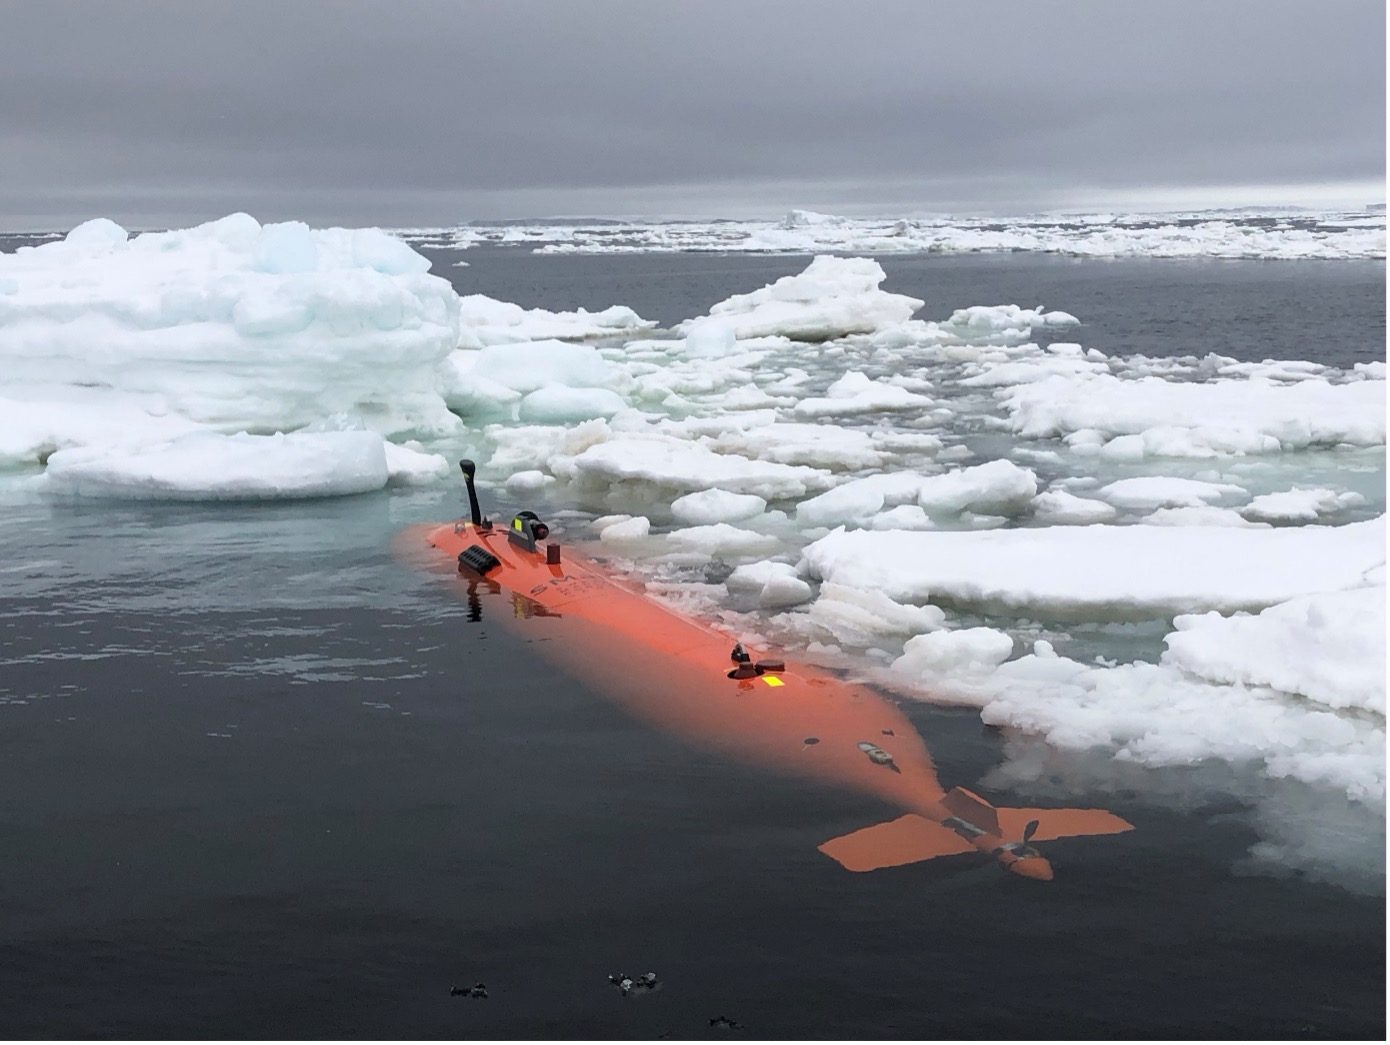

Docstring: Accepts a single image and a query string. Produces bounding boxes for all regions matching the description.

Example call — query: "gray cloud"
[0,0,1383,228]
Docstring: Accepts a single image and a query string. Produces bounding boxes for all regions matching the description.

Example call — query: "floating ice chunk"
[592,513,633,530]
[439,364,522,415]
[782,209,847,228]
[519,384,627,423]
[0,388,208,469]
[916,460,1037,516]
[37,430,389,500]
[980,651,1384,803]
[671,489,768,525]
[800,518,1386,618]
[701,384,798,411]
[1005,372,1386,452]
[599,516,651,541]
[960,351,1107,387]
[727,560,814,606]
[1215,359,1329,382]
[667,523,781,557]
[382,440,449,485]
[937,304,1071,346]
[1032,490,1117,524]
[867,504,936,530]
[894,627,1015,676]
[796,460,1036,529]
[759,572,814,608]
[457,294,654,346]
[1165,586,1386,714]
[796,471,928,528]
[483,417,613,477]
[443,339,626,419]
[1141,506,1266,528]
[800,583,946,648]
[571,437,830,499]
[1097,476,1247,510]
[457,340,617,395]
[505,469,556,494]
[1354,361,1387,380]
[64,217,129,249]
[793,371,933,417]
[681,321,739,358]
[704,421,892,470]
[678,255,922,341]
[726,560,801,591]
[1241,487,1366,523]
[1096,426,1283,460]
[0,214,461,439]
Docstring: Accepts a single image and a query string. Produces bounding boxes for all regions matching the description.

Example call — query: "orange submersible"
[402,461,1133,880]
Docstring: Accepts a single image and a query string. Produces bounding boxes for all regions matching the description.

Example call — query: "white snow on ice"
[800,517,1385,617]
[398,207,1387,261]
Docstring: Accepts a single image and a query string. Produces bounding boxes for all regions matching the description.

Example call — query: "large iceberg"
[0,215,475,503]
[0,214,462,458]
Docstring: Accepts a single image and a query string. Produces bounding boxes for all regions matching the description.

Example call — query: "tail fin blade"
[819,814,975,872]
[940,786,1000,836]
[996,807,1133,843]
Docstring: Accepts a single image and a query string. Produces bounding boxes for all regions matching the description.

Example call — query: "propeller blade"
[1022,819,1040,843]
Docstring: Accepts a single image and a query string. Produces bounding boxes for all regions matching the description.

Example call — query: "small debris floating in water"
[450,982,488,999]
[709,1015,744,1030]
[609,971,660,996]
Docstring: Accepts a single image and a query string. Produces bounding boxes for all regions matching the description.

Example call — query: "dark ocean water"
[0,246,1384,1039]
[430,246,1387,368]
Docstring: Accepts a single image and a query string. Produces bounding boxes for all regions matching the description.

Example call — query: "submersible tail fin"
[819,797,1134,875]
[993,807,1134,843]
[818,815,975,872]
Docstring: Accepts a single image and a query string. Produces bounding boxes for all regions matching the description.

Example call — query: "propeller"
[1022,819,1039,844]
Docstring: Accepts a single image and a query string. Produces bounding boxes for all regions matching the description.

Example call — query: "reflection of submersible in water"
[402,462,1133,880]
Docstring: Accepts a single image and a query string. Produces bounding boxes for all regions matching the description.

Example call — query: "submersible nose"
[1008,856,1054,881]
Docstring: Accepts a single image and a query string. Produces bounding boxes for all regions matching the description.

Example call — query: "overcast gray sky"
[1,0,1384,229]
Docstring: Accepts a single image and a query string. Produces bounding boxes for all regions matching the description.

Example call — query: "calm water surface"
[434,247,1386,368]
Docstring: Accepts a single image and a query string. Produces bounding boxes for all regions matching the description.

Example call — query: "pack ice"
[403,208,1388,261]
[445,251,1386,889]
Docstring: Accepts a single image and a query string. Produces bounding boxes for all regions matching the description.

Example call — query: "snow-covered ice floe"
[398,207,1387,261]
[1,215,461,440]
[801,518,1384,618]
[1,214,458,499]
[675,255,922,342]
[456,294,652,348]
[1003,368,1385,456]
[33,430,445,500]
